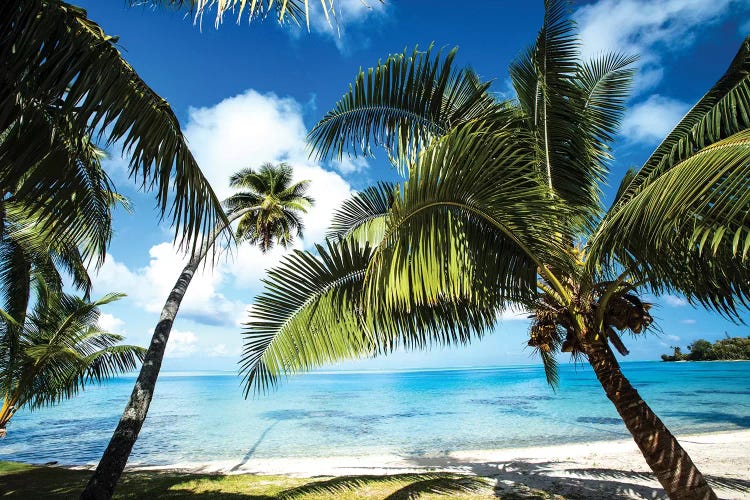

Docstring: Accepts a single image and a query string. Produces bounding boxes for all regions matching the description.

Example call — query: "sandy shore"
[119,429,750,499]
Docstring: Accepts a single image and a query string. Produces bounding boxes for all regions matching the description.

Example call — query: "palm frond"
[0,237,33,323]
[590,129,750,318]
[510,0,613,228]
[131,0,338,30]
[224,192,264,213]
[576,53,637,180]
[0,0,225,250]
[0,113,117,268]
[537,348,560,388]
[240,236,499,397]
[364,121,577,319]
[612,36,750,210]
[308,44,498,171]
[327,181,397,243]
[2,289,141,413]
[240,238,375,396]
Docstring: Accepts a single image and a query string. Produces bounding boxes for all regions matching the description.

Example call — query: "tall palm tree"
[239,3,750,499]
[0,280,145,435]
[82,162,313,499]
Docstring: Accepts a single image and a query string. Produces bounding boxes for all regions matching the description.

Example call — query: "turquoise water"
[1,361,749,466]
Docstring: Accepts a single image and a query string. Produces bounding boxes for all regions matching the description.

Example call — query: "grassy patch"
[0,461,500,499]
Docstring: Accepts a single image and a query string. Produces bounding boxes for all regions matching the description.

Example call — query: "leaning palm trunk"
[0,396,18,434]
[584,338,716,500]
[81,208,250,500]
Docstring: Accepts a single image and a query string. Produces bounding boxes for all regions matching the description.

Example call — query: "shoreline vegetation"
[661,336,750,362]
[2,430,749,499]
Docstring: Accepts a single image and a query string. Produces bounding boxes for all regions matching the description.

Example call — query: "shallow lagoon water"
[1,361,749,466]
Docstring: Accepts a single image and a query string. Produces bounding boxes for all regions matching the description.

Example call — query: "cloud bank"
[95,89,354,334]
[576,0,740,92]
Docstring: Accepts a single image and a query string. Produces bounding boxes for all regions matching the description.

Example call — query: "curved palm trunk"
[0,373,32,433]
[81,208,250,500]
[583,338,717,500]
[0,396,18,434]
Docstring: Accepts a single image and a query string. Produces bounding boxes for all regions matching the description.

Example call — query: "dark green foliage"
[662,336,750,361]
[0,285,144,429]
[1,0,225,251]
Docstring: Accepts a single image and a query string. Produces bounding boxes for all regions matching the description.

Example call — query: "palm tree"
[0,127,131,429]
[0,280,145,435]
[239,3,750,499]
[82,162,313,499]
[227,163,313,252]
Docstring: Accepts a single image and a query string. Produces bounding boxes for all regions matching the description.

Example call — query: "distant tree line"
[661,336,750,361]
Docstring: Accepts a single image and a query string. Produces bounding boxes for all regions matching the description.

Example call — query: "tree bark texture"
[584,338,717,500]
[81,209,249,500]
[80,262,197,499]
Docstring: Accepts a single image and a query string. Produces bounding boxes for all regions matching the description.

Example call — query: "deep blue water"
[1,361,749,466]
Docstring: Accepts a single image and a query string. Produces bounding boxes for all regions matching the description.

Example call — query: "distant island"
[661,336,750,361]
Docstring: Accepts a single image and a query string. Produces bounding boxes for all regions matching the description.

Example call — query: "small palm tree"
[82,162,313,499]
[0,281,144,435]
[240,3,750,499]
[226,163,314,253]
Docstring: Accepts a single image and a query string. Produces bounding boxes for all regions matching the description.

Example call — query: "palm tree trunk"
[81,208,250,500]
[0,396,18,433]
[583,338,717,500]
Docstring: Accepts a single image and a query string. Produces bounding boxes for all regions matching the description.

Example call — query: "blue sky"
[74,0,750,371]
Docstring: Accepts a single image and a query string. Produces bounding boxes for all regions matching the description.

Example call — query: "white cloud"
[184,90,307,200]
[575,0,739,92]
[94,249,247,327]
[208,344,233,357]
[306,0,387,52]
[333,156,369,175]
[95,89,354,335]
[98,313,125,334]
[666,334,681,342]
[663,295,688,307]
[183,89,353,288]
[165,329,198,358]
[620,95,690,143]
[497,305,530,322]
[681,319,697,325]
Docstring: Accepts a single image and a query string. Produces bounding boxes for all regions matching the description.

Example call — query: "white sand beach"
[125,429,750,499]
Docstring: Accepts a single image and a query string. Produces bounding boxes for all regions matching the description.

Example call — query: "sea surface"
[1,361,749,466]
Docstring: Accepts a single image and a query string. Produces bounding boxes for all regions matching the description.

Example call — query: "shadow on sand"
[396,454,750,499]
[230,421,281,472]
[2,455,749,499]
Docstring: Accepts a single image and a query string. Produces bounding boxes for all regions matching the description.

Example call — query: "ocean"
[1,361,749,466]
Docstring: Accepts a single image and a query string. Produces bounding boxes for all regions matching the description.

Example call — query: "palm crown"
[240,1,750,497]
[0,282,145,433]
[225,162,314,253]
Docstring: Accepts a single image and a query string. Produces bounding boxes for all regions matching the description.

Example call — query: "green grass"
[0,461,513,499]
